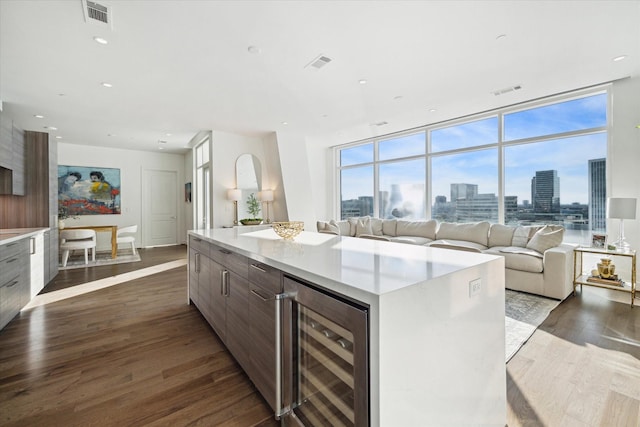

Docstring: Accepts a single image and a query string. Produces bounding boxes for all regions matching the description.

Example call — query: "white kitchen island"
[189,227,506,426]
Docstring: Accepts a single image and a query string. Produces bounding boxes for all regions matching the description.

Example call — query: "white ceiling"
[1,0,638,154]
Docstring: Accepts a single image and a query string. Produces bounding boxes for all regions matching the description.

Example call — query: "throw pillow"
[329,219,351,236]
[355,217,373,237]
[526,226,564,254]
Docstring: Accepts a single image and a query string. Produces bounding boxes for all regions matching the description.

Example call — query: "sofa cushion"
[484,246,544,273]
[428,239,487,253]
[511,225,545,247]
[526,225,565,254]
[329,219,351,236]
[488,224,515,247]
[436,221,490,246]
[370,217,384,236]
[382,219,397,236]
[396,219,437,239]
[317,220,339,235]
[355,217,373,237]
[359,234,391,242]
[391,236,433,245]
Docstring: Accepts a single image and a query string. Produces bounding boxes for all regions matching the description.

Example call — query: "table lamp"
[227,189,242,225]
[606,197,637,251]
[258,190,274,223]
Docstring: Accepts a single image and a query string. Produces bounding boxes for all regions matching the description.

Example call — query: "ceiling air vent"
[81,0,112,27]
[305,54,332,70]
[491,84,522,96]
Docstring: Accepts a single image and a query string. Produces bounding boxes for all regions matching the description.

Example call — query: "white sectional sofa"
[317,217,576,300]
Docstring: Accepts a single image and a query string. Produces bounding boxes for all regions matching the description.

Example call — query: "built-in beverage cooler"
[280,276,369,427]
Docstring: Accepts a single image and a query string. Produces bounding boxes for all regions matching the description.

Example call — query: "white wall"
[58,143,186,250]
[609,76,640,255]
[210,131,286,228]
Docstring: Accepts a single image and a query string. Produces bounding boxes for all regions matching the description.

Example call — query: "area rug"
[505,289,561,362]
[59,251,141,270]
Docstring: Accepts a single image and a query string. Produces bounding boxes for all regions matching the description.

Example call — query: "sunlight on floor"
[21,259,188,310]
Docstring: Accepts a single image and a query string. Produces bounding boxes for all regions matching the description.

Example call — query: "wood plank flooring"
[1,245,639,426]
[0,246,278,427]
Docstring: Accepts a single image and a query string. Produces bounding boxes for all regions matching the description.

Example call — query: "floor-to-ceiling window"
[194,134,211,229]
[336,87,609,244]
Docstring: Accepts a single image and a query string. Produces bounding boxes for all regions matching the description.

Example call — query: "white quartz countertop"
[0,227,50,245]
[189,228,501,299]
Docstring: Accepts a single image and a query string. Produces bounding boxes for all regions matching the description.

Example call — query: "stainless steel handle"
[274,292,289,418]
[6,280,19,288]
[250,288,271,301]
[219,249,232,255]
[30,237,36,255]
[221,270,229,296]
[6,258,18,264]
[193,237,202,242]
[195,252,200,273]
[250,263,267,273]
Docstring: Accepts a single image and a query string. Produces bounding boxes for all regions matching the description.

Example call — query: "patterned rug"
[505,289,561,362]
[59,250,141,270]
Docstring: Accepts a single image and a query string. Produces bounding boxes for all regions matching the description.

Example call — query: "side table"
[573,247,636,307]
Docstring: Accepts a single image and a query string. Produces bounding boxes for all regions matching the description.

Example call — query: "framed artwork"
[591,233,607,249]
[58,165,121,215]
[185,182,192,203]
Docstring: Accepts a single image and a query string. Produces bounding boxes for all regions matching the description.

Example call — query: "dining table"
[62,225,118,258]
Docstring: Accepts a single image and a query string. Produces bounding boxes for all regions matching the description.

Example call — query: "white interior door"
[142,169,178,247]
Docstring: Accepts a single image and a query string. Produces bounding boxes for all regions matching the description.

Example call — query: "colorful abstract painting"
[58,165,121,215]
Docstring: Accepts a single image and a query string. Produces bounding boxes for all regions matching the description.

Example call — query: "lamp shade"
[258,190,274,202]
[227,189,242,201]
[606,197,637,220]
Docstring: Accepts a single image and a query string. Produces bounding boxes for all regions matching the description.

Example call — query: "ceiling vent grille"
[492,84,522,96]
[305,54,332,70]
[82,0,112,27]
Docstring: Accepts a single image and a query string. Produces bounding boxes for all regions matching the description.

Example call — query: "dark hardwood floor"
[1,245,638,426]
[0,245,278,427]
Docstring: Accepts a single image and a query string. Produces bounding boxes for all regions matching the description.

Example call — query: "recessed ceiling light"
[107,133,115,137]
[58,93,65,97]
[613,55,627,62]
[101,82,113,88]
[93,36,108,45]
[247,45,261,54]
[55,136,62,139]
[165,133,172,137]
[393,95,403,100]
[429,108,437,113]
[44,126,57,130]
[496,34,507,40]
[158,146,165,150]
[282,121,288,125]
[359,79,367,85]
[34,114,44,119]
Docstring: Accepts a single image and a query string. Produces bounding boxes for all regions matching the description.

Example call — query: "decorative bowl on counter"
[272,221,304,240]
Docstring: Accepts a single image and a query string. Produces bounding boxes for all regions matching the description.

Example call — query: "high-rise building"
[588,158,606,231]
[450,183,478,202]
[531,170,560,214]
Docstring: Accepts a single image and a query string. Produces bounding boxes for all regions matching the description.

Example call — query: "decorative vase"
[58,219,66,229]
[597,258,615,279]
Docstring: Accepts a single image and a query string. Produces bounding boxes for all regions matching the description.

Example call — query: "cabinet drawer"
[0,254,21,286]
[189,235,210,257]
[210,244,248,279]
[0,240,24,261]
[248,261,282,293]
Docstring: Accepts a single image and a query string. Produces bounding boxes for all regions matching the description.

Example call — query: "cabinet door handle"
[250,288,272,301]
[6,258,18,264]
[250,263,267,273]
[30,237,36,255]
[6,280,19,288]
[221,270,229,296]
[193,237,202,242]
[195,252,200,273]
[219,249,232,255]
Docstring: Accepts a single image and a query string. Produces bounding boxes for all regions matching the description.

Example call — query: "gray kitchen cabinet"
[0,238,30,330]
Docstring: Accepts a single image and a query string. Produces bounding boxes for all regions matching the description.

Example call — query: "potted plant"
[240,193,263,225]
[57,205,78,229]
